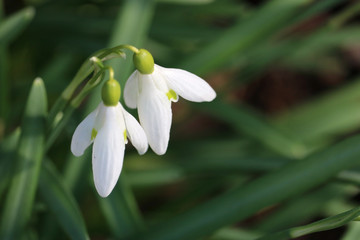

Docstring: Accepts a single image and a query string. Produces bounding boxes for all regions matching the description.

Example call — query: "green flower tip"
[133,49,154,75]
[102,79,121,106]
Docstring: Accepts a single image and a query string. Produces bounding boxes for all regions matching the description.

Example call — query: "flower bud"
[102,79,121,106]
[133,49,154,74]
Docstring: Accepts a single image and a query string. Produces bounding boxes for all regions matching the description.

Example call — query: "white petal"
[124,71,139,109]
[119,105,148,155]
[71,107,98,157]
[152,68,179,102]
[158,65,216,102]
[138,75,172,155]
[92,105,125,198]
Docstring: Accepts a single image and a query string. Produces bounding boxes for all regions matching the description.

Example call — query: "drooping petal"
[71,107,98,157]
[124,71,139,109]
[119,104,148,155]
[92,104,125,198]
[138,74,172,155]
[158,65,216,102]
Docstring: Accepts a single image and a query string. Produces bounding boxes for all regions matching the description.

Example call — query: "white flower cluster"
[71,49,216,197]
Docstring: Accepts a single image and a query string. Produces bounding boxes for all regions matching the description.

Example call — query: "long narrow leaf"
[256,207,360,240]
[129,134,360,240]
[97,174,144,238]
[0,7,35,44]
[179,0,312,75]
[0,78,47,240]
[200,100,306,158]
[274,78,360,144]
[0,128,20,200]
[39,161,89,240]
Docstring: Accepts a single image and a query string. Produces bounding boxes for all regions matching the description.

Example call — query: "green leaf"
[0,78,47,240]
[341,222,360,240]
[39,161,89,240]
[0,128,21,200]
[273,78,360,145]
[0,7,35,44]
[179,0,312,75]
[0,7,34,123]
[129,134,360,240]
[200,100,306,158]
[210,228,261,240]
[256,184,347,232]
[97,174,144,238]
[157,0,214,4]
[256,207,360,240]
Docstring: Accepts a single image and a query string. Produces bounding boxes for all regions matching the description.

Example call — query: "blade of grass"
[329,2,360,29]
[179,0,313,75]
[157,0,214,4]
[129,134,360,240]
[273,78,360,144]
[210,228,261,240]
[287,0,341,27]
[255,184,348,232]
[199,100,307,158]
[236,27,360,85]
[0,0,5,128]
[0,128,21,200]
[341,222,360,240]
[0,45,7,128]
[97,174,144,238]
[256,207,360,240]
[39,161,89,240]
[0,78,47,240]
[337,170,360,186]
[124,140,287,187]
[0,7,35,44]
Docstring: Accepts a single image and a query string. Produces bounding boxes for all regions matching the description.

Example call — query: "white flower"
[124,64,216,155]
[71,102,148,197]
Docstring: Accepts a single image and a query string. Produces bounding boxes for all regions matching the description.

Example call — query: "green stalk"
[46,70,105,151]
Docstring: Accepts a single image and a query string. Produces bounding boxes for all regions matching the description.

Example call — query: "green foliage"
[0,78,46,240]
[2,0,360,239]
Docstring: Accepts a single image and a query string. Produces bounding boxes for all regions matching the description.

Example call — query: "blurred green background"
[3,0,360,239]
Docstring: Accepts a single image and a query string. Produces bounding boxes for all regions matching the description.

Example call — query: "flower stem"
[46,44,138,149]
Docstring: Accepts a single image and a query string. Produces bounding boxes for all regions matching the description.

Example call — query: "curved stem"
[116,44,140,54]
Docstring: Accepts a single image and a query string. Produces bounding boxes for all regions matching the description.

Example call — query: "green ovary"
[102,79,121,106]
[133,49,154,74]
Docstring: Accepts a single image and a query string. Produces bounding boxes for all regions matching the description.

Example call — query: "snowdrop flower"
[124,49,216,155]
[71,78,148,197]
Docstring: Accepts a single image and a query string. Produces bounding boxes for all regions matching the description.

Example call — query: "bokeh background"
[2,0,360,239]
